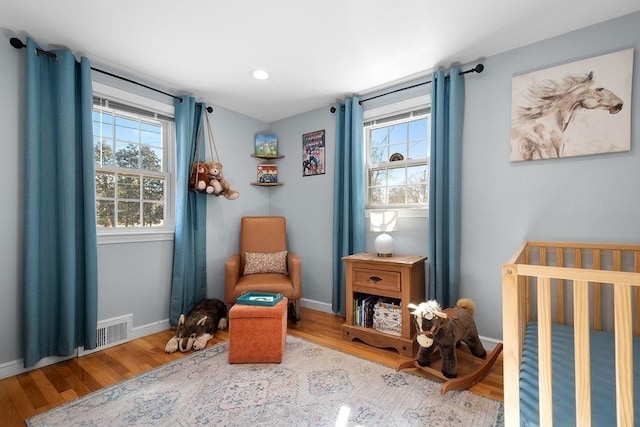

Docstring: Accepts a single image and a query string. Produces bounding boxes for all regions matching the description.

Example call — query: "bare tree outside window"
[366,112,430,208]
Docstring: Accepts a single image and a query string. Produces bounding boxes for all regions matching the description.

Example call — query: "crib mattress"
[520,322,640,426]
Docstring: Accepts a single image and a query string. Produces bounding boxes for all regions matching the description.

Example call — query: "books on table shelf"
[352,294,378,327]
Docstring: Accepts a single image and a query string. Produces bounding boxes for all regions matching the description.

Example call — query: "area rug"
[27,336,504,426]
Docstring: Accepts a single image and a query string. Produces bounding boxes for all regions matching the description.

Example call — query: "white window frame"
[364,95,431,218]
[92,82,175,244]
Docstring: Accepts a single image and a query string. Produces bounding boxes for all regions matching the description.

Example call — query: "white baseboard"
[479,335,502,351]
[0,353,76,381]
[0,318,173,381]
[131,319,171,339]
[299,298,334,314]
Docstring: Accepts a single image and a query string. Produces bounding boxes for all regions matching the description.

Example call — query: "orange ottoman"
[228,297,288,363]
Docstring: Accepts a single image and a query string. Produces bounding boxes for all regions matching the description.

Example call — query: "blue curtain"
[23,38,98,368]
[428,67,465,308]
[170,97,207,325]
[332,97,365,314]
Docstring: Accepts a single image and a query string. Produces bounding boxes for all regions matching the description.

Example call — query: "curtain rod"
[9,37,214,112]
[330,63,484,113]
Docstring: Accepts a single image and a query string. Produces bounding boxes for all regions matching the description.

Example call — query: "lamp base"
[374,233,394,258]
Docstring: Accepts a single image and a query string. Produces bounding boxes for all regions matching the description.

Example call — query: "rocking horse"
[396,298,503,394]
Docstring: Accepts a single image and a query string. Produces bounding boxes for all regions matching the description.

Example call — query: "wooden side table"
[342,253,426,357]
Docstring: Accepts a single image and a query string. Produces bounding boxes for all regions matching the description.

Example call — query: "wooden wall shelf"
[251,182,284,187]
[250,154,285,160]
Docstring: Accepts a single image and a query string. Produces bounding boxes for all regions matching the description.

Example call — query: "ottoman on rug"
[228,297,288,363]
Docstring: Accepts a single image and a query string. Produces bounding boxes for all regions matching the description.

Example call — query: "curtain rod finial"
[330,106,336,113]
[206,106,213,113]
[474,63,484,74]
[10,37,26,49]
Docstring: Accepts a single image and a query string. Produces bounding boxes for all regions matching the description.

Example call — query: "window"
[92,94,174,238]
[365,107,430,208]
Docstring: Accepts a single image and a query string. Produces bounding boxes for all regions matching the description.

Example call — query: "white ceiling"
[2,1,640,123]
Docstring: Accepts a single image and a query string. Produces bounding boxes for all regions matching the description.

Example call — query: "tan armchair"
[224,216,302,320]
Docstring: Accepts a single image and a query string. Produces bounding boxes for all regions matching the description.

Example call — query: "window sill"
[97,230,174,245]
[365,208,427,218]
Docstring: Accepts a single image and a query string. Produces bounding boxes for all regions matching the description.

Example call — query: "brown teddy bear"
[207,162,239,200]
[189,162,215,194]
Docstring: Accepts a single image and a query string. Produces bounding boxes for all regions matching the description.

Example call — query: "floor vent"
[78,314,132,356]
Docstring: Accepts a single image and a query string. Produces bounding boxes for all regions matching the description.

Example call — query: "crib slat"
[635,252,640,336]
[538,276,553,426]
[556,247,565,324]
[573,280,591,426]
[614,283,633,426]
[502,263,522,427]
[525,245,532,322]
[593,249,603,331]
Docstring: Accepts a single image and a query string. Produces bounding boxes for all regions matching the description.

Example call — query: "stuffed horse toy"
[408,298,486,378]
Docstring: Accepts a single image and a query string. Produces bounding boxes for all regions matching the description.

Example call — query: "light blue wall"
[269,11,640,340]
[0,31,25,365]
[1,10,639,369]
[269,109,337,308]
[460,12,640,340]
[0,32,269,368]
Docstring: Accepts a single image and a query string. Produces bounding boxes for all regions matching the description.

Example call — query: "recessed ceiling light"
[252,69,269,80]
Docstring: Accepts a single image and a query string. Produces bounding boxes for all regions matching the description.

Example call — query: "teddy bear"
[189,162,215,194]
[207,162,239,200]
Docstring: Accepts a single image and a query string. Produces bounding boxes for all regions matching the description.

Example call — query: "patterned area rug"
[27,336,503,426]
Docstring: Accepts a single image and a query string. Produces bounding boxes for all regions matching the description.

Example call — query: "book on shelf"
[257,164,278,184]
[353,294,377,327]
[254,133,278,156]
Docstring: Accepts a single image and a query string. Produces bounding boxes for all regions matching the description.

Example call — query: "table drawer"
[353,267,401,292]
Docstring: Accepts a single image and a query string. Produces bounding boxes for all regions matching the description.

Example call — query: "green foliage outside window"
[93,107,167,229]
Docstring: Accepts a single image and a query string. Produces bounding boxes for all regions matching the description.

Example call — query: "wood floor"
[0,307,503,426]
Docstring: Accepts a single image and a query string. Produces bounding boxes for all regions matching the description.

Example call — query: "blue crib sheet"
[520,322,640,426]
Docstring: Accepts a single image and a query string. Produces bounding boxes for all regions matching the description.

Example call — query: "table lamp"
[370,210,398,257]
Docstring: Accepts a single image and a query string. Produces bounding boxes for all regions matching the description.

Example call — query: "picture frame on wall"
[510,48,633,162]
[302,129,325,176]
[257,164,278,184]
[254,133,278,156]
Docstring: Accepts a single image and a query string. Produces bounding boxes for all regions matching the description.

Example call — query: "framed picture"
[257,164,278,183]
[510,48,633,162]
[302,129,325,176]
[254,133,278,156]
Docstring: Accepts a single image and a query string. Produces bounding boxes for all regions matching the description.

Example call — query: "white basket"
[373,301,402,336]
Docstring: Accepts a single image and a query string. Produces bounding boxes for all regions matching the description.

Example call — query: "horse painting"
[510,71,624,161]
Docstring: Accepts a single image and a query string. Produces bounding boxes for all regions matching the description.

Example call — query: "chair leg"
[288,300,301,322]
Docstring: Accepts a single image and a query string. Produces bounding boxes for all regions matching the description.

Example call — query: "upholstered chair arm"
[224,254,241,304]
[287,252,302,300]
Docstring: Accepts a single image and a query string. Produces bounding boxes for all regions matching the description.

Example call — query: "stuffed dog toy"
[165,298,228,353]
[408,298,486,378]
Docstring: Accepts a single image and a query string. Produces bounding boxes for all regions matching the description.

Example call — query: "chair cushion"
[243,251,288,275]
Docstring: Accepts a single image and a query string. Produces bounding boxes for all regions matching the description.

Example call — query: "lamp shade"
[370,210,398,232]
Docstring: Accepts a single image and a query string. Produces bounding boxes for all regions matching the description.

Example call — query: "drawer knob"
[368,276,382,283]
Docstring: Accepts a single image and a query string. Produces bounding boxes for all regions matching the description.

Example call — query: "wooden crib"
[502,241,640,427]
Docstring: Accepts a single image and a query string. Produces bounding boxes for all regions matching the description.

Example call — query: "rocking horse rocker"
[396,298,503,394]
